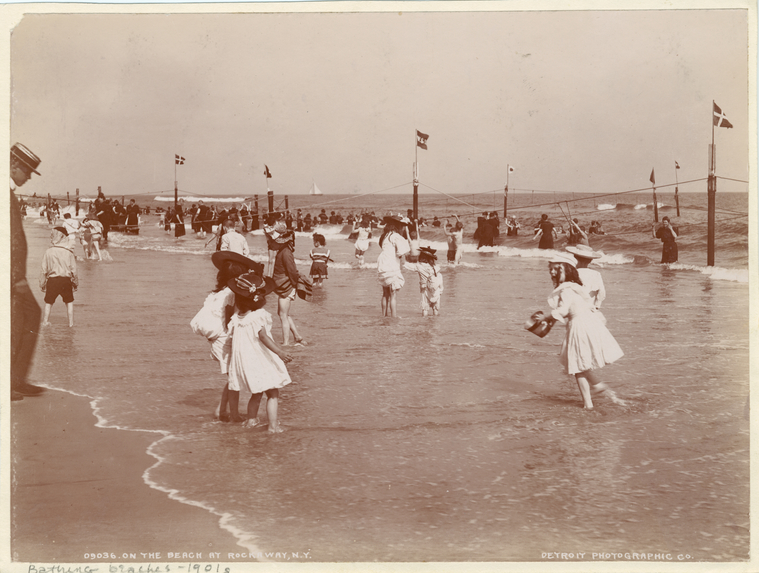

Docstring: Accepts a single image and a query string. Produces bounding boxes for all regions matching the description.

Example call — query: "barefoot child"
[39,227,78,327]
[532,254,623,410]
[309,233,329,287]
[352,217,372,268]
[191,251,263,422]
[403,246,444,316]
[227,270,293,432]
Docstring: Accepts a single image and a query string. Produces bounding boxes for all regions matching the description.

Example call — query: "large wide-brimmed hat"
[383,214,410,227]
[227,271,276,299]
[418,246,437,261]
[53,226,68,236]
[211,251,264,275]
[273,229,295,244]
[565,244,602,260]
[549,253,577,267]
[11,143,41,175]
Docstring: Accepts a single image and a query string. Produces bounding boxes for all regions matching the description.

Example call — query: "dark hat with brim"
[212,251,264,275]
[383,214,410,227]
[273,230,295,244]
[53,226,68,236]
[11,143,41,175]
[227,271,276,299]
[418,246,437,260]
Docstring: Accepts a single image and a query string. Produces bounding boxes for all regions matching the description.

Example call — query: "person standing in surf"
[309,233,329,287]
[352,216,372,268]
[40,227,78,327]
[533,214,558,250]
[377,214,411,318]
[403,246,444,317]
[191,251,264,422]
[272,230,307,346]
[443,216,464,265]
[531,254,624,410]
[653,216,678,263]
[227,270,293,433]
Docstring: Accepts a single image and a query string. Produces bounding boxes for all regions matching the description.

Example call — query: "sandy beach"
[11,389,244,563]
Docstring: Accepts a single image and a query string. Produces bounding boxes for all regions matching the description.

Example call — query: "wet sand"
[11,388,244,563]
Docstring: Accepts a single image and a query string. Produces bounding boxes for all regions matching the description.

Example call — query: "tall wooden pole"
[707,111,716,267]
[674,162,681,217]
[174,159,178,211]
[75,188,79,216]
[413,134,419,220]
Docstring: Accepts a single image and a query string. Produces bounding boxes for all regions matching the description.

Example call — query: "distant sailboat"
[309,182,323,196]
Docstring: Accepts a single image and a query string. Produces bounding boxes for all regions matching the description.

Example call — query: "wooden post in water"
[503,185,508,220]
[66,191,70,206]
[708,135,716,267]
[285,195,289,212]
[267,189,274,215]
[75,188,79,216]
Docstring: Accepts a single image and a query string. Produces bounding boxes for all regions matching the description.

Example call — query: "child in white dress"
[191,251,264,422]
[376,215,411,317]
[403,246,444,316]
[532,254,623,410]
[227,271,293,433]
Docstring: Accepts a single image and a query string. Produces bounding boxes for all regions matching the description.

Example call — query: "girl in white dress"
[352,218,372,267]
[227,271,293,432]
[403,246,444,316]
[566,244,606,321]
[191,251,263,423]
[533,254,623,410]
[376,215,410,317]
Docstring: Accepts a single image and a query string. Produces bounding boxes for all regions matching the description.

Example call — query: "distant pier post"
[267,189,274,215]
[66,191,70,206]
[708,142,716,267]
[251,194,259,230]
[285,195,289,212]
[75,188,79,216]
[503,185,508,219]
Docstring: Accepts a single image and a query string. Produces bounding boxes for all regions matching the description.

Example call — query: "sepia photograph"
[4,1,755,571]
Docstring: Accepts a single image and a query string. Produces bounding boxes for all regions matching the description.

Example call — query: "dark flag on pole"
[649,169,655,185]
[416,130,429,150]
[713,102,734,128]
[175,154,185,165]
[264,165,272,178]
[675,161,680,169]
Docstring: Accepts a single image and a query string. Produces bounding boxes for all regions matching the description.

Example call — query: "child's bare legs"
[66,302,74,327]
[265,388,283,433]
[575,371,594,410]
[42,303,53,326]
[245,392,263,427]
[92,240,102,260]
[216,382,230,421]
[381,286,398,317]
[267,250,277,277]
[228,390,244,423]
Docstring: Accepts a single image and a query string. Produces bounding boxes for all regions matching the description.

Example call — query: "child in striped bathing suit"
[309,233,330,287]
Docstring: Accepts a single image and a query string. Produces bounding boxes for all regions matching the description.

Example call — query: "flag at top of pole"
[264,165,272,178]
[416,130,429,150]
[649,169,655,185]
[175,154,185,165]
[713,102,734,128]
[508,166,515,173]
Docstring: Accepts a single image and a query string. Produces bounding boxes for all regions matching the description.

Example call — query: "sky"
[6,4,752,199]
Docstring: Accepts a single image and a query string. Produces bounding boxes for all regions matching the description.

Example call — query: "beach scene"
[5,4,754,573]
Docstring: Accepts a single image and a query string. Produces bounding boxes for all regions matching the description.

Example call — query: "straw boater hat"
[211,251,264,275]
[227,271,276,299]
[549,253,577,267]
[565,244,602,260]
[11,143,41,175]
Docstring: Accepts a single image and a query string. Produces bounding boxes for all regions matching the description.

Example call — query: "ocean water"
[19,191,750,562]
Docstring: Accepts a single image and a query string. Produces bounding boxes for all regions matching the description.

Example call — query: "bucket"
[524,314,553,338]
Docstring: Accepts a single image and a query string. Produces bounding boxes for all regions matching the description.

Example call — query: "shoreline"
[11,387,247,563]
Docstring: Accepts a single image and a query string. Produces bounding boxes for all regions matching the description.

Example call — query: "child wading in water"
[191,251,263,422]
[40,227,78,327]
[532,254,624,410]
[227,270,293,432]
[404,246,444,316]
[309,233,329,287]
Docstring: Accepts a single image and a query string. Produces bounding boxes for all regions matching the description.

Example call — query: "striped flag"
[264,165,272,178]
[175,154,185,165]
[416,130,429,150]
[713,102,734,129]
